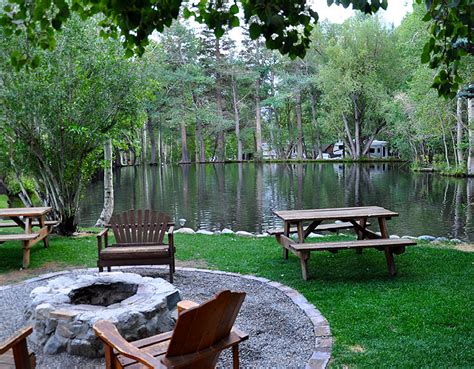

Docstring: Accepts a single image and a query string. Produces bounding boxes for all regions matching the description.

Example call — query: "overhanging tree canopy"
[0,0,472,95]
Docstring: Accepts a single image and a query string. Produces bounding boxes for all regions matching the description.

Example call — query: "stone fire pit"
[26,272,180,357]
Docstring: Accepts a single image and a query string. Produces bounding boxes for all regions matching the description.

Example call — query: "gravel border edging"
[0,266,332,369]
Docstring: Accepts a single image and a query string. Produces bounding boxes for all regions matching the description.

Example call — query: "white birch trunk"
[467,98,474,176]
[96,139,114,227]
[456,96,464,165]
[255,78,263,161]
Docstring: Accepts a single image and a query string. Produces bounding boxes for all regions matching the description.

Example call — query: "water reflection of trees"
[79,164,473,241]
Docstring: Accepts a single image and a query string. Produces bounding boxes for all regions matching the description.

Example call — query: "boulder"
[235,231,254,237]
[307,233,325,238]
[174,227,195,235]
[221,228,234,235]
[418,235,436,241]
[196,229,214,235]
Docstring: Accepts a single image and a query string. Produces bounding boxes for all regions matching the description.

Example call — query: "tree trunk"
[467,97,474,176]
[147,112,157,165]
[193,93,206,163]
[295,90,304,160]
[215,38,225,162]
[310,92,322,159]
[456,96,464,165]
[352,95,362,159]
[141,121,147,165]
[255,77,263,161]
[96,139,114,227]
[440,118,450,167]
[342,113,356,158]
[231,75,243,161]
[179,120,190,164]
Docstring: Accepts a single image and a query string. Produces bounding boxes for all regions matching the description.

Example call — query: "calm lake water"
[79,163,474,241]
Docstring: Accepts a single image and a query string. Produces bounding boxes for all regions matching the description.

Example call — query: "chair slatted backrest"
[110,209,171,245]
[164,290,246,368]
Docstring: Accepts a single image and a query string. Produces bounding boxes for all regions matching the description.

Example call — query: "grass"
[0,195,8,209]
[0,230,472,367]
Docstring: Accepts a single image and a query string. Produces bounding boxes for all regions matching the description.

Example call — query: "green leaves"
[0,0,471,97]
[416,0,473,97]
[249,23,261,40]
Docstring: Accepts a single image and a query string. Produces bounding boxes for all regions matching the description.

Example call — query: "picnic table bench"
[273,206,417,280]
[0,207,56,268]
[266,221,371,236]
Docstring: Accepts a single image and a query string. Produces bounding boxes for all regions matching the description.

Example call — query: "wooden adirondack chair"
[97,209,175,282]
[93,290,248,369]
[0,326,35,369]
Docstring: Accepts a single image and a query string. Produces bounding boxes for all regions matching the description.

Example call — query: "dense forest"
[0,3,472,233]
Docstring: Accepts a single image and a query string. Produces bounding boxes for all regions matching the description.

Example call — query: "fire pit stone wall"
[26,272,180,358]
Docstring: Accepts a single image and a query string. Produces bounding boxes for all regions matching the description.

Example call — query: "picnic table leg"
[356,218,367,254]
[299,251,310,281]
[38,216,49,248]
[378,217,397,276]
[282,223,290,260]
[296,222,304,243]
[22,241,31,269]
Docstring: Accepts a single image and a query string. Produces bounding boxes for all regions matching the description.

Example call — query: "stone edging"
[0,266,332,369]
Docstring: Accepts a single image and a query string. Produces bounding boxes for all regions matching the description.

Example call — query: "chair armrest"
[97,228,108,239]
[177,300,199,316]
[168,226,174,249]
[0,326,32,355]
[97,228,108,253]
[93,320,165,369]
[232,327,249,341]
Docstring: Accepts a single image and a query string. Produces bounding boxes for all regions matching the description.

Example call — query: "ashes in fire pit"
[69,282,138,306]
[27,272,180,358]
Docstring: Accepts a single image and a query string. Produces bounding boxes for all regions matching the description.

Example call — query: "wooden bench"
[279,235,417,280]
[267,221,370,236]
[0,220,58,228]
[0,234,40,243]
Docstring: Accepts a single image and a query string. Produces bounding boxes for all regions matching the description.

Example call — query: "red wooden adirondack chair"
[97,209,175,282]
[0,326,35,369]
[93,290,248,369]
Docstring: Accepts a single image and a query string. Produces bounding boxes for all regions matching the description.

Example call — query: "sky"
[309,0,413,27]
[152,1,414,43]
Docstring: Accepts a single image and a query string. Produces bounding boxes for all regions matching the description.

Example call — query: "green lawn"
[0,230,472,367]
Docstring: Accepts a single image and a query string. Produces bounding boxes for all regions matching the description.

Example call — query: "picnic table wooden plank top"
[273,206,398,221]
[0,207,52,218]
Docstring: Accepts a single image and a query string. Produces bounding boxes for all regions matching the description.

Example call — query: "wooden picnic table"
[0,207,53,268]
[273,206,417,280]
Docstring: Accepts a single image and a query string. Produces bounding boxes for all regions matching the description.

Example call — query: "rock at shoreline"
[175,227,195,235]
[435,237,449,242]
[402,235,417,240]
[389,235,400,239]
[307,233,324,238]
[196,230,214,235]
[235,231,254,237]
[418,235,436,241]
[221,228,234,235]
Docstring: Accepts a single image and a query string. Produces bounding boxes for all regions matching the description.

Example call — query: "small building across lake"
[322,140,389,159]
